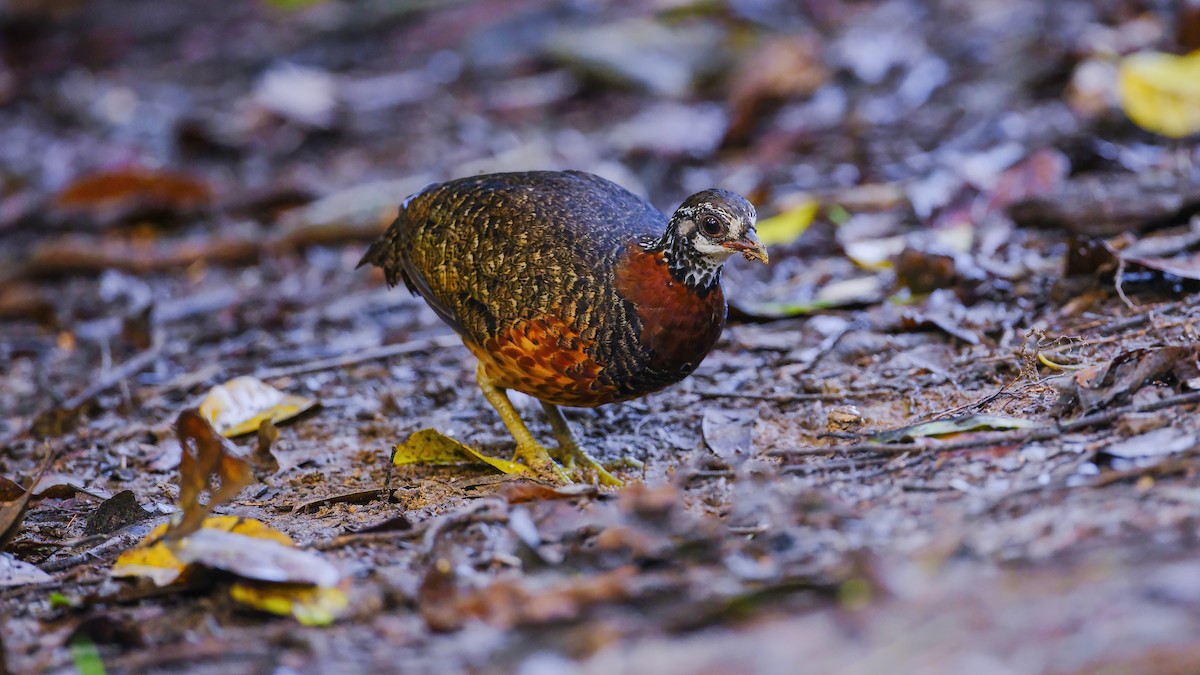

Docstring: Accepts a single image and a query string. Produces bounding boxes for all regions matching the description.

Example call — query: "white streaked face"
[681,205,758,262]
[658,189,767,288]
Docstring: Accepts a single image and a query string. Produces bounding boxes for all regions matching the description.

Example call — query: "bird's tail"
[357,213,411,288]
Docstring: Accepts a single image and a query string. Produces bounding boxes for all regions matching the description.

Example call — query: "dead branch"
[255,334,462,380]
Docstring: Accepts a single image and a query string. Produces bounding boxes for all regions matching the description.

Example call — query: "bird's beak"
[723,230,769,264]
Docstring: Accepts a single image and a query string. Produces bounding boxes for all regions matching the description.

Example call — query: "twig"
[694,388,891,403]
[1060,390,1200,431]
[818,452,926,486]
[39,529,146,572]
[790,320,861,375]
[61,334,164,411]
[1113,256,1137,310]
[292,488,391,514]
[312,523,425,550]
[1086,295,1199,336]
[781,455,890,474]
[312,497,508,552]
[255,334,461,380]
[919,380,1015,421]
[770,390,1200,458]
[683,469,733,483]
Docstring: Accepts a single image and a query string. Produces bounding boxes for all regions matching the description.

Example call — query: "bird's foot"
[607,456,645,471]
[550,442,623,487]
[514,442,573,485]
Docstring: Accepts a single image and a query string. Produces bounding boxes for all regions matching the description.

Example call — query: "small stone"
[85,489,151,536]
[827,405,864,434]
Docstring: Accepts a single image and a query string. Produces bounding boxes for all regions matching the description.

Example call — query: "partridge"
[359,171,765,484]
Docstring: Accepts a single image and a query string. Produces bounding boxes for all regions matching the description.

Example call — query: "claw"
[542,401,624,487]
[514,441,573,484]
[552,441,622,486]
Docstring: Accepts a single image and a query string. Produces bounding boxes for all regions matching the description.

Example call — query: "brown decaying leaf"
[977,148,1070,217]
[1066,345,1200,413]
[0,452,56,552]
[0,282,55,324]
[0,477,23,502]
[253,418,281,474]
[702,409,757,465]
[1065,231,1200,291]
[1009,173,1200,237]
[347,513,412,535]
[499,482,600,504]
[169,409,255,541]
[898,310,980,345]
[1182,0,1200,52]
[1065,236,1121,278]
[68,615,146,651]
[16,233,260,281]
[892,246,988,295]
[895,290,981,345]
[51,168,213,224]
[724,33,828,145]
[419,557,461,632]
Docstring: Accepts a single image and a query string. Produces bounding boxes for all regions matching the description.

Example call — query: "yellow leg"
[540,401,623,487]
[476,363,571,484]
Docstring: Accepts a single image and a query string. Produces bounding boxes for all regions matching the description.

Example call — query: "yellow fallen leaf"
[1118,50,1200,138]
[391,428,532,475]
[755,198,818,247]
[229,582,350,626]
[112,516,293,586]
[199,376,316,437]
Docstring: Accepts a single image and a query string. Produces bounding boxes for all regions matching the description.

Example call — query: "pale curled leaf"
[0,553,53,587]
[702,409,757,465]
[199,375,316,437]
[0,452,55,552]
[1102,426,1197,460]
[173,528,340,587]
[870,414,1043,444]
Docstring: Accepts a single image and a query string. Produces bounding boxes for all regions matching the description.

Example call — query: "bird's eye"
[700,215,725,237]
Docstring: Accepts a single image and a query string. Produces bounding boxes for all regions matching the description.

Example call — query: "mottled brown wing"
[361,171,665,351]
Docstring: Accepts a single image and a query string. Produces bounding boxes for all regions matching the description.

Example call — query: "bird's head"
[654,189,766,289]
